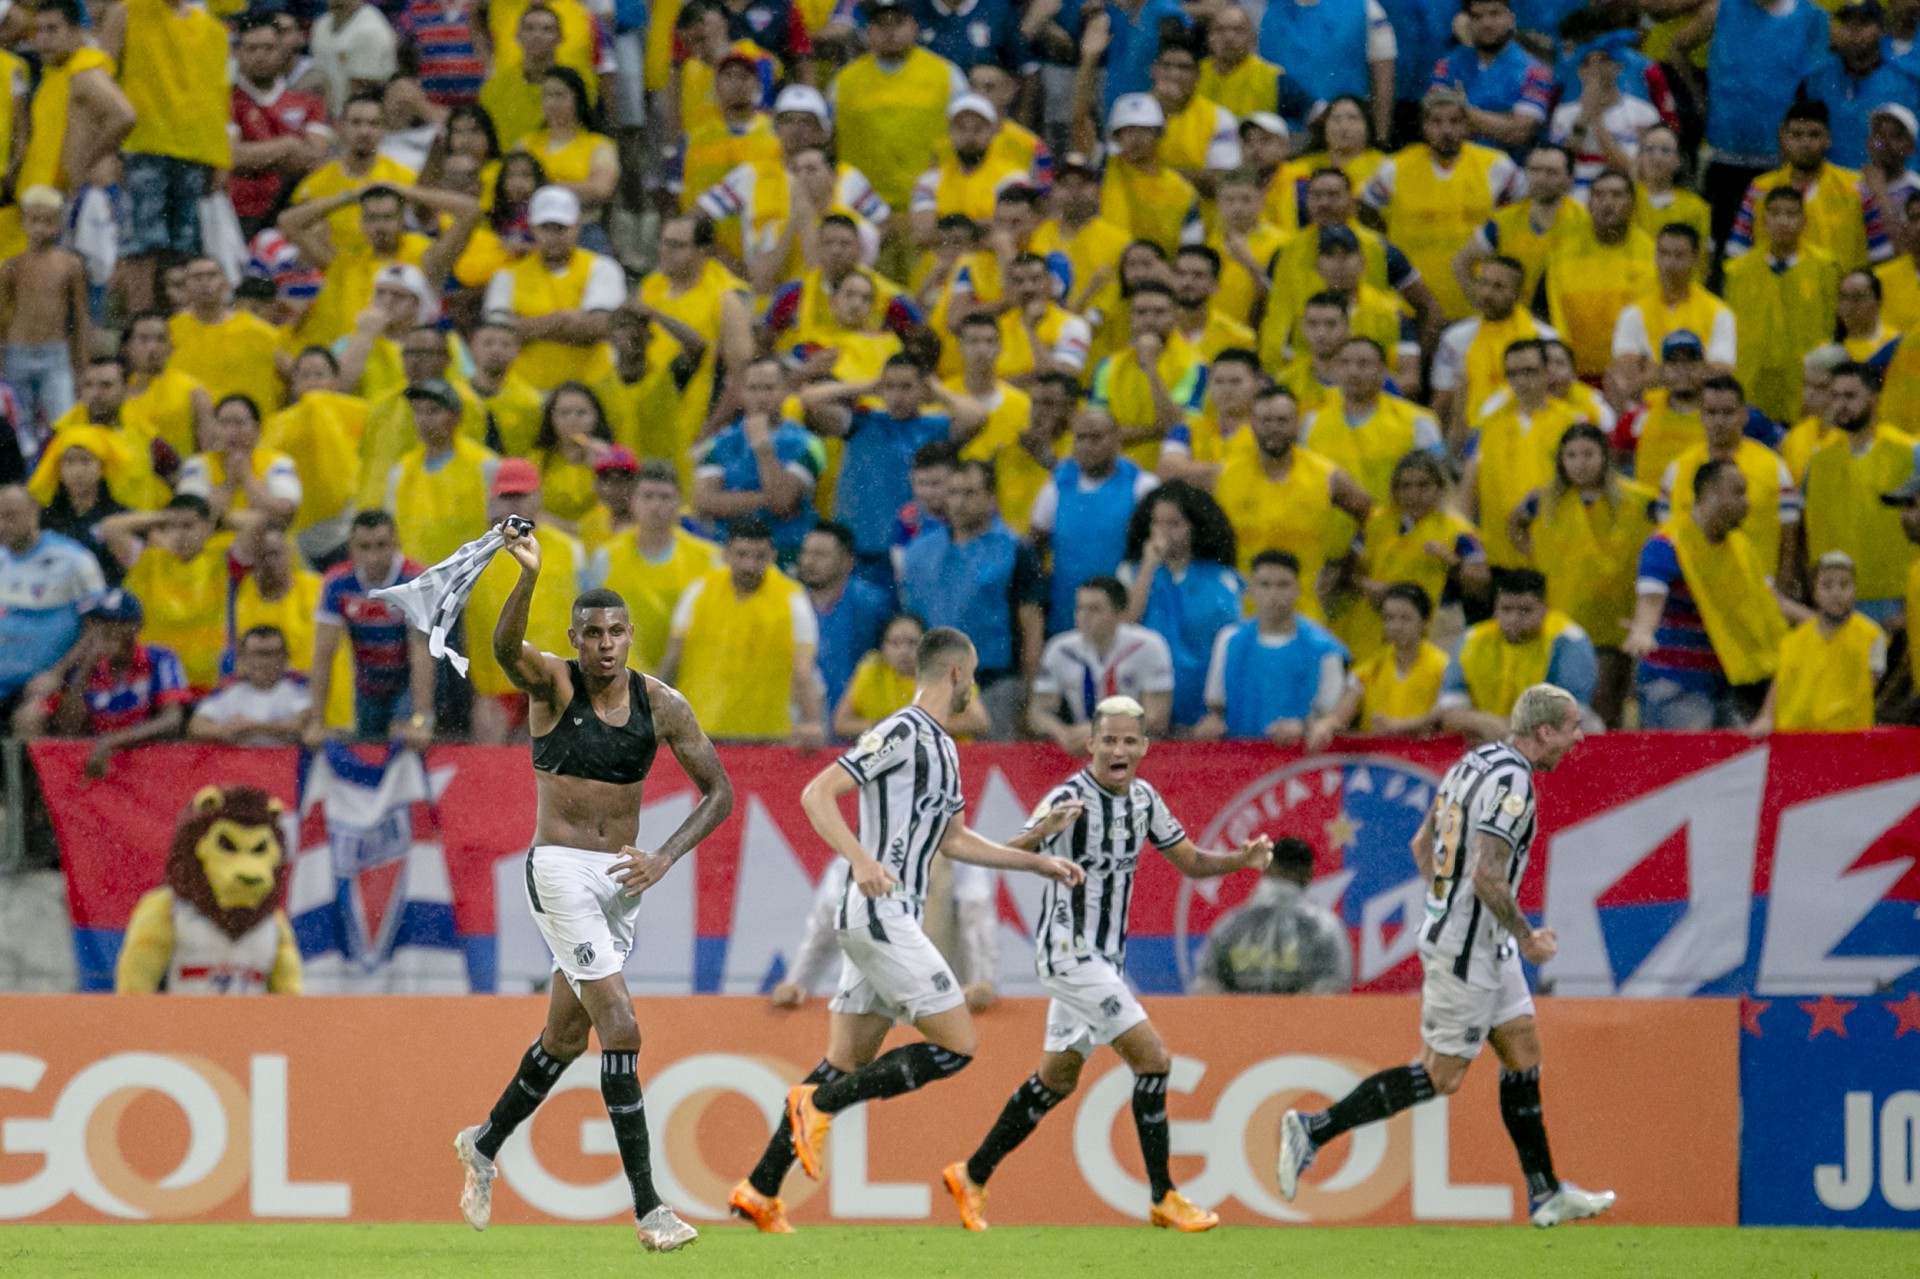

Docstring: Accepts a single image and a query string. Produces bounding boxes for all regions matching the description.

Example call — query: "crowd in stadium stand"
[1,0,1918,768]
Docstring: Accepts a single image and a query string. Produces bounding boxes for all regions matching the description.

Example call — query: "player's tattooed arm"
[1469,830,1532,943]
[649,680,735,866]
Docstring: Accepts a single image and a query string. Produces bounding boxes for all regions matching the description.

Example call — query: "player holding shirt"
[453,524,734,1254]
[942,695,1272,1232]
[729,626,1084,1233]
[1276,683,1615,1228]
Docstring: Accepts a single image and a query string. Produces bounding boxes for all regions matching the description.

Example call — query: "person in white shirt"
[1030,576,1175,752]
[308,0,399,115]
[1547,41,1662,198]
[188,625,314,746]
[481,187,627,382]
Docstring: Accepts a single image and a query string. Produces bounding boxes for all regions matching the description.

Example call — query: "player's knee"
[1426,1062,1466,1096]
[1039,1057,1083,1096]
[542,1025,590,1060]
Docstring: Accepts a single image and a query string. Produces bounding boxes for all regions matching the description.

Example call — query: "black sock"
[965,1073,1066,1186]
[812,1043,971,1113]
[747,1060,845,1197]
[1500,1066,1559,1201]
[1132,1073,1175,1203]
[1303,1063,1435,1147]
[601,1050,662,1219]
[474,1037,573,1160]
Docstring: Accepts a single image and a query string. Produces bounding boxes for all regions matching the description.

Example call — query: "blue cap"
[1317,224,1362,254]
[1660,329,1705,359]
[81,588,143,625]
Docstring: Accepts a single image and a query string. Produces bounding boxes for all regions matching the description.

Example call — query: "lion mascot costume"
[114,785,303,994]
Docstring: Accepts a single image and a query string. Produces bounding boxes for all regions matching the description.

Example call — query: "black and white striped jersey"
[1422,740,1539,983]
[1027,770,1186,974]
[833,705,965,936]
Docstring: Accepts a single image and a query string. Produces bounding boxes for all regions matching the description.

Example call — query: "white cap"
[1873,102,1919,139]
[947,92,998,125]
[373,263,439,326]
[1242,111,1289,141]
[773,84,833,131]
[528,185,580,228]
[1107,93,1165,134]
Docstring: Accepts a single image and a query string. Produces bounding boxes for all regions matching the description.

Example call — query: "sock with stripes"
[747,1060,845,1197]
[474,1037,574,1160]
[600,1050,662,1219]
[965,1073,1067,1187]
[812,1043,971,1113]
[1499,1066,1559,1202]
[1302,1063,1435,1147]
[1132,1073,1175,1203]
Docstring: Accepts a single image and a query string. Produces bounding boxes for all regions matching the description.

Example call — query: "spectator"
[1259,0,1393,135]
[1454,144,1585,306]
[121,313,213,463]
[693,357,822,565]
[1030,576,1174,751]
[310,0,401,115]
[1659,375,1803,591]
[1199,6,1305,124]
[1439,567,1599,740]
[1170,245,1252,360]
[1626,460,1798,729]
[466,321,544,455]
[1883,475,1920,691]
[1121,480,1241,730]
[100,495,234,696]
[1861,106,1920,228]
[832,610,996,738]
[31,434,129,587]
[188,625,314,746]
[1034,151,1128,332]
[1749,552,1886,734]
[482,186,624,391]
[0,483,106,719]
[1431,255,1556,442]
[464,460,588,743]
[1088,281,1203,467]
[175,396,303,527]
[1461,338,1579,569]
[516,69,621,232]
[674,42,780,209]
[1509,423,1655,727]
[1432,0,1553,153]
[1723,188,1839,425]
[597,304,708,461]
[1305,336,1445,507]
[1800,362,1919,624]
[909,96,1034,240]
[1727,100,1888,274]
[168,257,290,420]
[386,379,501,566]
[11,588,189,779]
[9,0,134,223]
[355,323,489,512]
[1191,837,1352,994]
[1835,268,1920,427]
[635,214,755,474]
[35,357,171,510]
[1548,37,1662,196]
[228,522,354,732]
[1214,386,1373,620]
[307,509,434,749]
[578,444,641,551]
[797,521,892,716]
[1799,2,1920,172]
[286,92,420,267]
[891,439,960,574]
[829,0,963,216]
[1348,451,1488,660]
[524,381,614,520]
[1195,549,1352,749]
[102,0,232,315]
[1207,172,1287,333]
[0,187,88,432]
[229,14,334,239]
[898,458,1046,737]
[1085,0,1190,113]
[1029,408,1158,633]
[1611,225,1735,402]
[1087,95,1200,257]
[1612,329,1710,488]
[590,459,724,674]
[480,4,565,151]
[992,252,1092,384]
[661,517,827,746]
[1140,35,1240,198]
[1703,0,1831,254]
[913,0,1032,77]
[1341,582,1448,735]
[1544,168,1656,382]
[1159,346,1262,489]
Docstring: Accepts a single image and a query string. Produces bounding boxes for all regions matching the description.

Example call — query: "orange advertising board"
[0,995,1737,1226]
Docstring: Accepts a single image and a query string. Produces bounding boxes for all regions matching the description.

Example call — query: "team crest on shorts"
[1463,1025,1483,1044]
[932,971,952,993]
[574,942,596,969]
[1100,995,1123,1018]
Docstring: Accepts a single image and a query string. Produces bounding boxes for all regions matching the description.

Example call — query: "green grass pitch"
[1,1224,1911,1278]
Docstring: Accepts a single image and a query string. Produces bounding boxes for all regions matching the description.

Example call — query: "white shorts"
[525,844,637,988]
[829,912,965,1025]
[1418,945,1535,1060]
[1041,956,1149,1058]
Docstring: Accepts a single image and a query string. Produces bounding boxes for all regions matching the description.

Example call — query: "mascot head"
[168,786,290,939]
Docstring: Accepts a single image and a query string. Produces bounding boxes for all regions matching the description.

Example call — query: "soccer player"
[942,696,1273,1232]
[728,626,1085,1233]
[453,525,735,1254]
[1276,683,1616,1228]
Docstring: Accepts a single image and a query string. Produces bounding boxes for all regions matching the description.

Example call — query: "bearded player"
[941,696,1273,1232]
[454,524,734,1253]
[728,626,1085,1233]
[1276,683,1615,1227]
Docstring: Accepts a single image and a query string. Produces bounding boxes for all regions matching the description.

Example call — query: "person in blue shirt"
[899,458,1047,736]
[1259,0,1397,129]
[1194,549,1352,749]
[911,0,1037,80]
[1705,0,1831,255]
[1028,408,1160,633]
[1082,0,1191,114]
[796,521,894,722]
[1799,2,1920,170]
[803,352,978,588]
[1432,0,1554,154]
[692,357,823,568]
[0,485,107,717]
[1120,480,1242,730]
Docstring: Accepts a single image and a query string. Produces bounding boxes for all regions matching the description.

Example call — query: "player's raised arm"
[1158,832,1274,880]
[646,679,735,866]
[493,521,569,702]
[940,822,1085,885]
[801,761,898,898]
[1002,798,1085,852]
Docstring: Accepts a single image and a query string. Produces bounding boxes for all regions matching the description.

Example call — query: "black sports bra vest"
[530,663,658,785]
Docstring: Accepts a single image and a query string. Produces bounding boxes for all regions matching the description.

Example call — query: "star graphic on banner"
[1886,992,1920,1039]
[1740,998,1771,1037]
[1801,995,1857,1040]
[1325,812,1360,850]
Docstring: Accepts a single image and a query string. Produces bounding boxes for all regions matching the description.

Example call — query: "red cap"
[491,456,542,497]
[594,444,641,475]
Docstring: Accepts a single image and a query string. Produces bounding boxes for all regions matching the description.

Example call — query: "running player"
[1275,683,1615,1227]
[454,524,734,1253]
[942,696,1274,1232]
[728,626,1086,1233]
